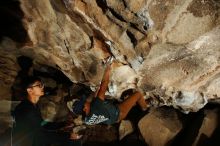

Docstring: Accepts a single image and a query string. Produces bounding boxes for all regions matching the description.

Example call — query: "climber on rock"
[67,57,150,125]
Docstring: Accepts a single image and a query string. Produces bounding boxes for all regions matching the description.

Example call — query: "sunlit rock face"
[138,27,220,113]
[0,0,220,113]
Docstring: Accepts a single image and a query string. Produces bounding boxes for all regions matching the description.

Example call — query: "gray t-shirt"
[85,98,119,125]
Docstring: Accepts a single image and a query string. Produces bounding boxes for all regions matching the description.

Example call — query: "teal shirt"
[85,98,119,125]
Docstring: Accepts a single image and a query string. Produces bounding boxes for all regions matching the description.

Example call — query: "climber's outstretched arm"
[97,64,111,101]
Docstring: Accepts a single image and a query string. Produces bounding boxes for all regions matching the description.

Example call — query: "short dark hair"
[23,76,42,90]
[72,95,87,115]
[76,85,92,97]
[71,85,92,115]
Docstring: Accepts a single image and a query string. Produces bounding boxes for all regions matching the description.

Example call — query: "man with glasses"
[12,76,82,146]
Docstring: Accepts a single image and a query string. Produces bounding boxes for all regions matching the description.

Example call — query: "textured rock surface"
[138,107,183,146]
[139,27,220,113]
[0,0,220,113]
[192,108,219,146]
[82,125,118,143]
[119,120,134,140]
[0,100,16,134]
[0,1,220,145]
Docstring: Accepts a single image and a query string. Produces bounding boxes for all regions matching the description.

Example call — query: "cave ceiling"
[0,0,220,113]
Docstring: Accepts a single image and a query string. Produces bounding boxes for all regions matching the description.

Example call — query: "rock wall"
[0,0,220,113]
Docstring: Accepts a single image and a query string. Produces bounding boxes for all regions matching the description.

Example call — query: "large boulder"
[192,108,220,146]
[138,107,183,146]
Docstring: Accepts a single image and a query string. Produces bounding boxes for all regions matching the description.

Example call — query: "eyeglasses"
[29,83,44,88]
